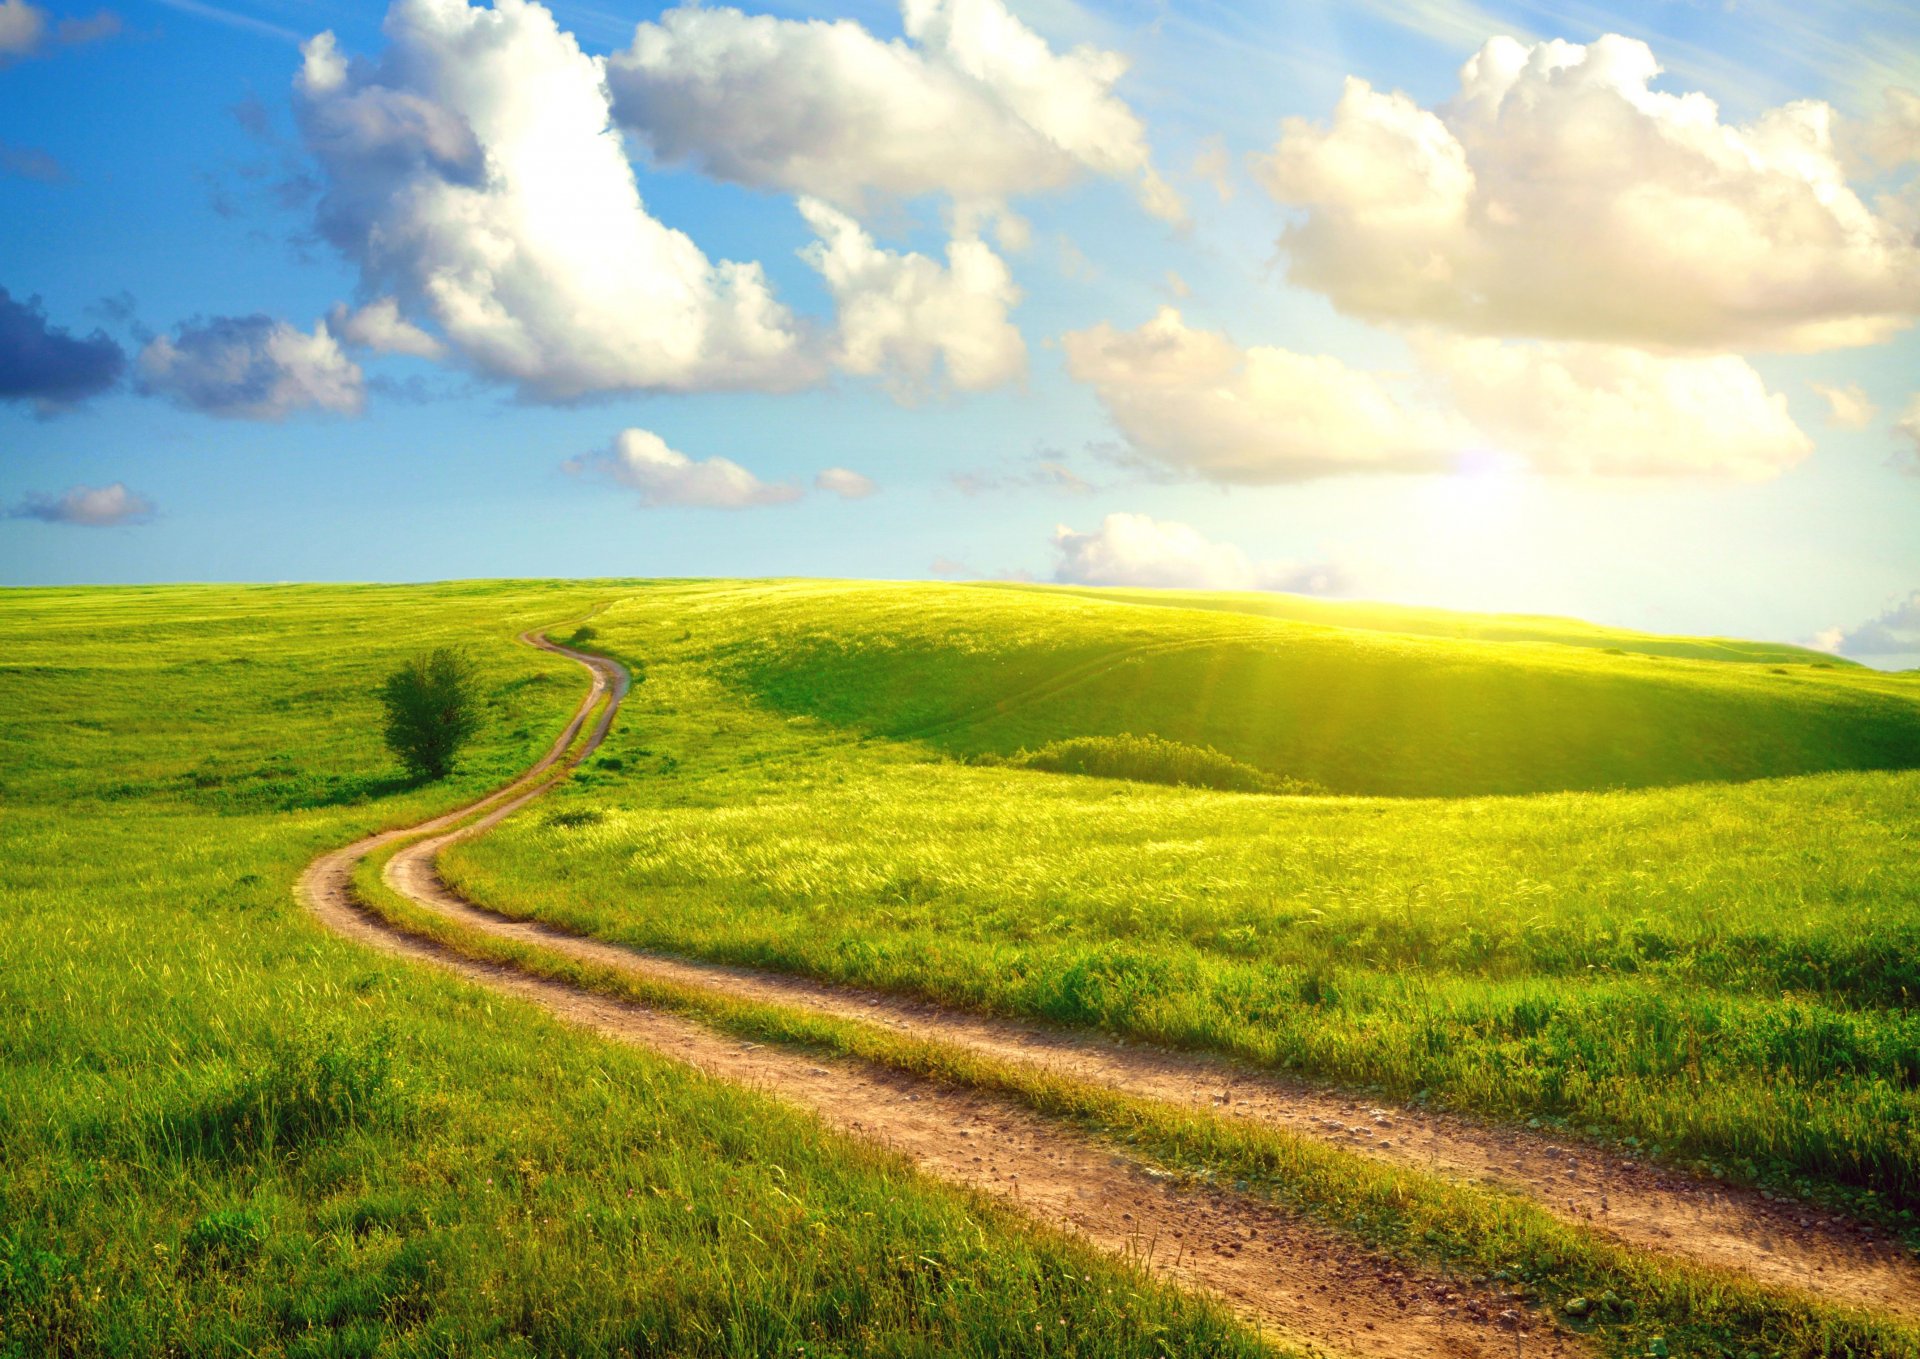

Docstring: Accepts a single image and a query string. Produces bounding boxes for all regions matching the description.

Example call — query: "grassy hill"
[0,583,1260,1359]
[707,581,1920,796]
[444,580,1920,1223]
[995,582,1849,663]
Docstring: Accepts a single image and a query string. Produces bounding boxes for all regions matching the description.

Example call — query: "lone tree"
[379,648,481,780]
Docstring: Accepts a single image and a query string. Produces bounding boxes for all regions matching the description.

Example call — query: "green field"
[444,582,1920,1213]
[5,579,1918,1357]
[0,584,1263,1358]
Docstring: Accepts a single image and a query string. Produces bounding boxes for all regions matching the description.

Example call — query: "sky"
[1,0,1917,665]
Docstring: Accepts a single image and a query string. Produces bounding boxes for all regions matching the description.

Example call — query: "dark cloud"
[0,286,126,410]
[0,140,64,183]
[136,313,363,420]
[8,482,154,526]
[1821,592,1920,658]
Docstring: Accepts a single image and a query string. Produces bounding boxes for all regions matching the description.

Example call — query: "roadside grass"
[444,584,1920,1228]
[0,583,1274,1359]
[353,841,1920,1359]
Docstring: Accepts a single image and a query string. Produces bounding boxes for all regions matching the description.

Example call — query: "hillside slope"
[709,581,1920,795]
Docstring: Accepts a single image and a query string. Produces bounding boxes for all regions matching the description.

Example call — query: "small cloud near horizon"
[9,482,155,526]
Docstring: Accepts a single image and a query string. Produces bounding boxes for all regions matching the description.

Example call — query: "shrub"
[1011,733,1323,795]
[378,648,480,780]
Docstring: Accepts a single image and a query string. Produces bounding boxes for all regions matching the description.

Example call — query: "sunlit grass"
[445,582,1920,1226]
[0,582,1270,1358]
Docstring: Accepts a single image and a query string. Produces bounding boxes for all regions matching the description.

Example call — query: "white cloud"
[327,297,445,359]
[1190,138,1234,202]
[1066,309,1813,483]
[604,0,1179,221]
[0,1,46,57]
[799,197,1025,396]
[566,428,801,509]
[1255,35,1920,351]
[1814,590,1920,659]
[1811,381,1878,430]
[0,2,117,60]
[136,315,364,420]
[1416,336,1813,479]
[1859,87,1920,170]
[1052,512,1346,593]
[1062,308,1465,483]
[1898,393,1920,472]
[9,482,154,527]
[815,467,876,499]
[295,0,807,402]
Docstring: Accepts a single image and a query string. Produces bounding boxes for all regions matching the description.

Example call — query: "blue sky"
[2,0,1917,663]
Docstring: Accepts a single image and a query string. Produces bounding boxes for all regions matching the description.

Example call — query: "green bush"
[378,648,480,780]
[1011,733,1323,795]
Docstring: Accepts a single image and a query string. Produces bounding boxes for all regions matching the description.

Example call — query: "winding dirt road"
[299,628,1918,1354]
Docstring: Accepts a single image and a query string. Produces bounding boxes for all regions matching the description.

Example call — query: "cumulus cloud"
[1898,394,1920,472]
[295,0,807,402]
[1255,35,1920,351]
[327,297,445,359]
[0,140,63,182]
[1416,336,1813,479]
[815,467,876,499]
[1062,308,1465,483]
[1814,591,1920,660]
[566,427,801,508]
[1859,87,1920,170]
[1811,381,1877,430]
[0,2,117,60]
[1052,512,1346,593]
[1065,309,1813,483]
[0,286,125,411]
[8,482,154,526]
[136,314,364,420]
[0,1,44,56]
[799,198,1025,397]
[604,0,1179,222]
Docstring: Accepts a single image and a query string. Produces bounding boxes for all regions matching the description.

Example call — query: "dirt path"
[403,850,1920,1320]
[302,627,1915,1351]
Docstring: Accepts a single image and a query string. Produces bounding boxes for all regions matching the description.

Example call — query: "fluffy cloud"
[136,315,364,420]
[800,198,1025,396]
[1416,336,1812,479]
[0,140,63,182]
[1062,308,1465,483]
[1066,309,1812,483]
[815,467,876,499]
[0,286,125,411]
[605,0,1178,221]
[295,0,806,402]
[0,2,117,60]
[1811,382,1877,430]
[1814,591,1920,659]
[1255,35,1920,350]
[0,2,43,58]
[1052,512,1346,593]
[566,428,801,508]
[8,482,154,527]
[1898,394,1920,472]
[326,297,445,359]
[1860,87,1920,170]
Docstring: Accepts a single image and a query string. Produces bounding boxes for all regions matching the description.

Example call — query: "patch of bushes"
[994,733,1324,795]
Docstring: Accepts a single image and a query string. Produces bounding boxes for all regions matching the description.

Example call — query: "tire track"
[300,630,1575,1358]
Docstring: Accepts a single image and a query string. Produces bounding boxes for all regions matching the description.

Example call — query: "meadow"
[442,582,1920,1223]
[0,584,1266,1358]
